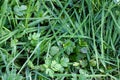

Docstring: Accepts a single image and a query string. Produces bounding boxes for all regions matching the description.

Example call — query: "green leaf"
[79,60,88,68]
[14,5,27,16]
[45,68,54,78]
[78,74,86,80]
[27,60,34,69]
[32,33,40,40]
[28,33,40,46]
[72,73,77,80]
[45,58,52,66]
[51,60,63,72]
[11,39,18,47]
[63,40,75,55]
[79,40,88,47]
[73,62,80,67]
[60,57,69,67]
[80,47,88,54]
[89,59,97,67]
[50,46,59,56]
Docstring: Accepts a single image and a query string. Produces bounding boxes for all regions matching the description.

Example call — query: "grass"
[0,0,120,80]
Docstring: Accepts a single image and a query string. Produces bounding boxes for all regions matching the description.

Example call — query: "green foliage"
[50,46,59,56]
[28,33,40,46]
[14,5,27,16]
[63,40,75,55]
[0,0,120,80]
[60,57,69,67]
[1,69,23,80]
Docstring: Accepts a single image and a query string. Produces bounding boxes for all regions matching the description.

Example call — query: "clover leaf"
[50,46,59,56]
[60,57,69,67]
[45,68,54,78]
[80,47,88,54]
[51,60,64,72]
[63,40,75,55]
[14,5,27,16]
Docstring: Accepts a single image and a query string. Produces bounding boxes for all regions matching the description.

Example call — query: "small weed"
[0,0,120,80]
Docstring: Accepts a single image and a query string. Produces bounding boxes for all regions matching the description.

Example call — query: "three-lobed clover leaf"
[50,46,59,56]
[14,5,27,16]
[60,57,69,67]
